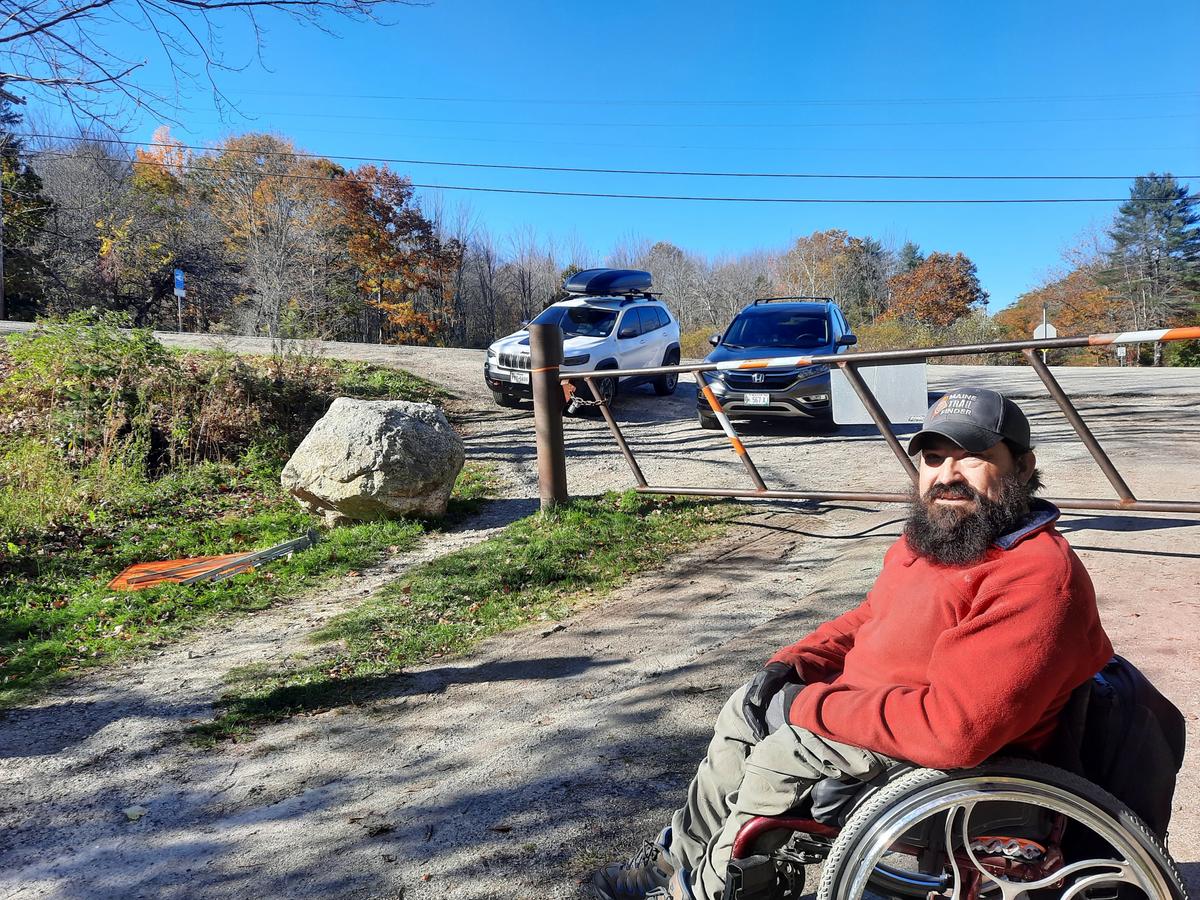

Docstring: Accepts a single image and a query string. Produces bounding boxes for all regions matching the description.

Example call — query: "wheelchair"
[725,756,1188,900]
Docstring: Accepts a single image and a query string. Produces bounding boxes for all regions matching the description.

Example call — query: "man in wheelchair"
[586,387,1120,900]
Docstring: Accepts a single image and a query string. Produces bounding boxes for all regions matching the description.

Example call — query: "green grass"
[191,492,734,743]
[328,360,449,403]
[0,331,489,706]
[0,452,501,708]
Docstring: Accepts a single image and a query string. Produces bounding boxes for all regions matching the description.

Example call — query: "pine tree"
[1104,173,1200,365]
[897,241,925,273]
[1,96,51,320]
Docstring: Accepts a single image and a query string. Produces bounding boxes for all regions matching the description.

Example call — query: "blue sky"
[70,0,1200,313]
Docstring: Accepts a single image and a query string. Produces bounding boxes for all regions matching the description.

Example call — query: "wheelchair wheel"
[817,758,1187,900]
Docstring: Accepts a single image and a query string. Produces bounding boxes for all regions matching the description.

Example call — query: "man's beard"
[904,475,1031,566]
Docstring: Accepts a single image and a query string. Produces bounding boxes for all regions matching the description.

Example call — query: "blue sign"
[173,268,185,297]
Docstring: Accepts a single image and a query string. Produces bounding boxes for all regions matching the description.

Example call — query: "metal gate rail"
[527,325,1200,514]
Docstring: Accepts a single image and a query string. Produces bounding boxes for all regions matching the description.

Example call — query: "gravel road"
[2,324,1198,898]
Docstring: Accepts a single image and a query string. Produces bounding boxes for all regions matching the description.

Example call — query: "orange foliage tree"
[329,165,460,344]
[886,252,988,327]
[995,267,1123,364]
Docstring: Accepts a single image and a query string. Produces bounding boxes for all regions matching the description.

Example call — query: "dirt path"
[2,325,1198,897]
[0,504,894,898]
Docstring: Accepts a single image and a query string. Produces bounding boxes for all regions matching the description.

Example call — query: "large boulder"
[282,398,464,526]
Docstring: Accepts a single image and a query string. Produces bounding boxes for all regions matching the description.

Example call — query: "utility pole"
[1041,303,1048,364]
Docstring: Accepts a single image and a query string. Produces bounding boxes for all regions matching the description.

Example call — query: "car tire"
[653,350,680,396]
[492,390,520,408]
[588,372,617,410]
[698,411,721,430]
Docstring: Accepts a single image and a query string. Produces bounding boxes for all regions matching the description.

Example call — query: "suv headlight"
[486,346,498,358]
[563,353,590,366]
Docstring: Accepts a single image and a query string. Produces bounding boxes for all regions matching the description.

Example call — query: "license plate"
[744,392,770,406]
[510,370,530,385]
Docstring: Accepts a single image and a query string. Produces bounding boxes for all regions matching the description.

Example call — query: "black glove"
[742,662,801,742]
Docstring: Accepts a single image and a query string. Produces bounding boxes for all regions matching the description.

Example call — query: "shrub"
[1164,339,1200,367]
[855,312,1008,365]
[680,326,719,360]
[0,314,447,476]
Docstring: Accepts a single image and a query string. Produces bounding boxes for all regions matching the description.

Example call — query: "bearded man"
[586,387,1114,900]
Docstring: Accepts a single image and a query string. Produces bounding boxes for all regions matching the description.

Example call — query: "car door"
[645,306,674,362]
[615,308,652,369]
[637,307,670,366]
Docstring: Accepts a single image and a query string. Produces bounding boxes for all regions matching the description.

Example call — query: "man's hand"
[742,662,802,741]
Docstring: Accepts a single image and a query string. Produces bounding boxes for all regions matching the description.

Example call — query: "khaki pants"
[669,683,890,900]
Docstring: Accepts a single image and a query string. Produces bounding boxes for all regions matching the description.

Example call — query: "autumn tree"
[995,267,1122,364]
[1102,173,1200,365]
[887,252,988,327]
[331,163,457,344]
[85,127,197,326]
[197,134,323,338]
[771,230,891,324]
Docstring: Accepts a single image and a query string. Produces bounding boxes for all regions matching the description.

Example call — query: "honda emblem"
[751,372,765,384]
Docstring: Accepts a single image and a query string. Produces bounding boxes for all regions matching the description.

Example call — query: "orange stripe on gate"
[701,384,724,412]
[1164,326,1200,341]
[1088,335,1113,346]
[730,436,747,455]
[737,361,771,369]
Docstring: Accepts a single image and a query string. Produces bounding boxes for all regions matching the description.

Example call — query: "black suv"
[697,297,856,429]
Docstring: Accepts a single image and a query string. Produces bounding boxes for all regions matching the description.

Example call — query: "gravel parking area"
[2,324,1197,898]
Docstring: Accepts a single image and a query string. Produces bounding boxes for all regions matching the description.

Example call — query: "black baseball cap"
[907,387,1031,456]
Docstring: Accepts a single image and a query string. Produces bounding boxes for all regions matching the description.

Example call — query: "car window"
[640,307,663,334]
[533,304,618,337]
[530,305,565,328]
[654,306,671,329]
[722,311,830,348]
[617,309,642,338]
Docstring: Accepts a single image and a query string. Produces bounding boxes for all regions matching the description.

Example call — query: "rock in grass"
[282,399,465,526]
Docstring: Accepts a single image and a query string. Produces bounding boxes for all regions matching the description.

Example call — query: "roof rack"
[752,296,835,305]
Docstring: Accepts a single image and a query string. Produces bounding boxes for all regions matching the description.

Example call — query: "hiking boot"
[584,827,676,900]
[645,869,697,900]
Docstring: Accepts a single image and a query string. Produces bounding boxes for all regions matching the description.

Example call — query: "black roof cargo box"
[563,268,653,296]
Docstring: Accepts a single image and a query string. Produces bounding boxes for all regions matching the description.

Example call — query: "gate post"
[529,323,568,510]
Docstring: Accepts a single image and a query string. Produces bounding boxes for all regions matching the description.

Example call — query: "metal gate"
[525,324,1200,515]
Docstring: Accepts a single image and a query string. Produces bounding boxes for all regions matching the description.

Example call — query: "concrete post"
[529,323,568,510]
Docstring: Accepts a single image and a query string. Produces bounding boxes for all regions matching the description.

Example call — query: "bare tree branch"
[0,0,423,125]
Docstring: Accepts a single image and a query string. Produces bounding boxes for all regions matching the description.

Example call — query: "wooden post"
[529,323,568,510]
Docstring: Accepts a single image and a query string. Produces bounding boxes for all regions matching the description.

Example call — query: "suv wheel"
[653,350,680,396]
[589,373,617,410]
[492,390,520,409]
[697,410,721,430]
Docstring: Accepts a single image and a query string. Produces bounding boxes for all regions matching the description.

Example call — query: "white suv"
[483,268,682,409]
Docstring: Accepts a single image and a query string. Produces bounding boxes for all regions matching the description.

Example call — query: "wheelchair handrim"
[837,776,1174,900]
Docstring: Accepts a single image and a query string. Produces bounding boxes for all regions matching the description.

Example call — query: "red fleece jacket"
[771,513,1113,769]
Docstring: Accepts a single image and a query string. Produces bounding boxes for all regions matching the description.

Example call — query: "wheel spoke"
[825,768,1179,900]
[942,803,968,900]
[956,801,1142,900]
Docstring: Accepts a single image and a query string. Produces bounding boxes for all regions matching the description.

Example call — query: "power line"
[164,87,1200,108]
[170,123,1200,155]
[27,149,1194,205]
[149,110,1198,130]
[21,134,1198,182]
